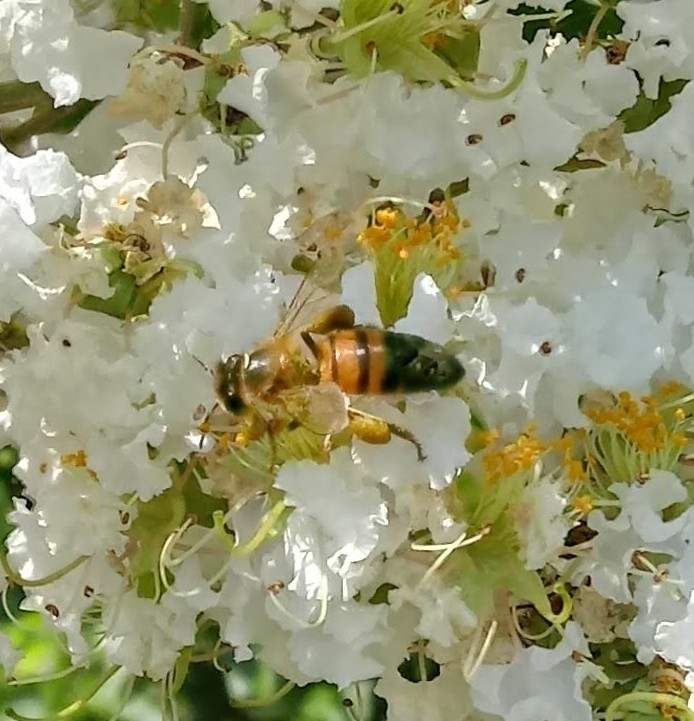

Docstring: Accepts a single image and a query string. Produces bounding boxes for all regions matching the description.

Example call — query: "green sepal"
[172,646,192,694]
[248,11,286,39]
[78,270,137,320]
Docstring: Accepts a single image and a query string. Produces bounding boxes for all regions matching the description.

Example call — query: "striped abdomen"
[306,327,465,395]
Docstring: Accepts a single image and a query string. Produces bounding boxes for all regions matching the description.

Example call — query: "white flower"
[629,574,689,665]
[287,601,388,688]
[470,622,592,721]
[653,591,694,673]
[576,472,687,603]
[276,449,388,582]
[6,0,141,106]
[514,476,569,570]
[618,0,694,99]
[0,200,47,321]
[375,665,474,721]
[102,591,193,680]
[218,45,282,128]
[625,82,694,187]
[390,584,477,647]
[0,146,79,227]
[352,395,471,491]
[610,470,688,544]
[485,215,561,289]
[109,52,187,130]
[538,40,639,131]
[565,288,670,392]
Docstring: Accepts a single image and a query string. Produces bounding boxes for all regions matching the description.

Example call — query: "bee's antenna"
[190,354,217,450]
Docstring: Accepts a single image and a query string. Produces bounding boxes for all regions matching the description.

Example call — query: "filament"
[462,620,498,680]
[453,58,527,100]
[1,553,90,588]
[266,575,329,629]
[231,679,296,709]
[416,526,491,589]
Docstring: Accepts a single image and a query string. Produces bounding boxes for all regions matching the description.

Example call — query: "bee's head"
[213,354,247,414]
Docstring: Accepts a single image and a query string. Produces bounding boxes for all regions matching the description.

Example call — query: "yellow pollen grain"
[358,225,392,249]
[565,459,587,484]
[446,284,464,300]
[675,407,686,422]
[234,431,251,447]
[214,432,234,451]
[657,381,686,398]
[672,432,688,448]
[483,427,546,482]
[572,494,593,515]
[324,223,343,242]
[478,428,501,447]
[375,208,399,227]
[61,450,88,467]
[398,248,410,259]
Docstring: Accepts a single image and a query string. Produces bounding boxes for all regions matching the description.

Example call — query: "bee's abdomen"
[320,328,387,394]
[317,327,464,395]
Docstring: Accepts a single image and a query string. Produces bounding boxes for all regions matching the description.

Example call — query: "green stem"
[177,0,206,49]
[0,99,100,150]
[0,80,52,114]
[580,0,615,60]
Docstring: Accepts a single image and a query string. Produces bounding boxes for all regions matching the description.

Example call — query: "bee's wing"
[279,383,349,435]
[274,247,345,339]
[296,210,360,255]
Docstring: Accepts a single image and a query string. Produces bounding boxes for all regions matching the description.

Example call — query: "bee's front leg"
[347,407,427,462]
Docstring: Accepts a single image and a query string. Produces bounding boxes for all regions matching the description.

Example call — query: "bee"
[210,279,465,463]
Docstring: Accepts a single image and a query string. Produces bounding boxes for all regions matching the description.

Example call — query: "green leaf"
[619,78,689,133]
[555,157,606,172]
[513,0,624,44]
[368,582,397,605]
[115,0,180,32]
[0,445,19,473]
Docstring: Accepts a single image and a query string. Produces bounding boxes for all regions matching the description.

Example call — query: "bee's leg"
[266,422,279,471]
[197,402,219,450]
[252,412,281,472]
[347,407,427,462]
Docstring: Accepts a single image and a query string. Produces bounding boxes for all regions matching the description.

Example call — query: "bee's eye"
[224,393,245,414]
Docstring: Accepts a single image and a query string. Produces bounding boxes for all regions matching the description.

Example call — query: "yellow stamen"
[572,495,593,515]
[61,450,88,467]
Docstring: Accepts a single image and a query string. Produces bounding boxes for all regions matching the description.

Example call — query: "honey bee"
[210,279,465,463]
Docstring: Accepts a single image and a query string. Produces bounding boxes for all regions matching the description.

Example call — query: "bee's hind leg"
[347,407,427,462]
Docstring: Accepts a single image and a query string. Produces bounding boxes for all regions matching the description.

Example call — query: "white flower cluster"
[2,0,694,719]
